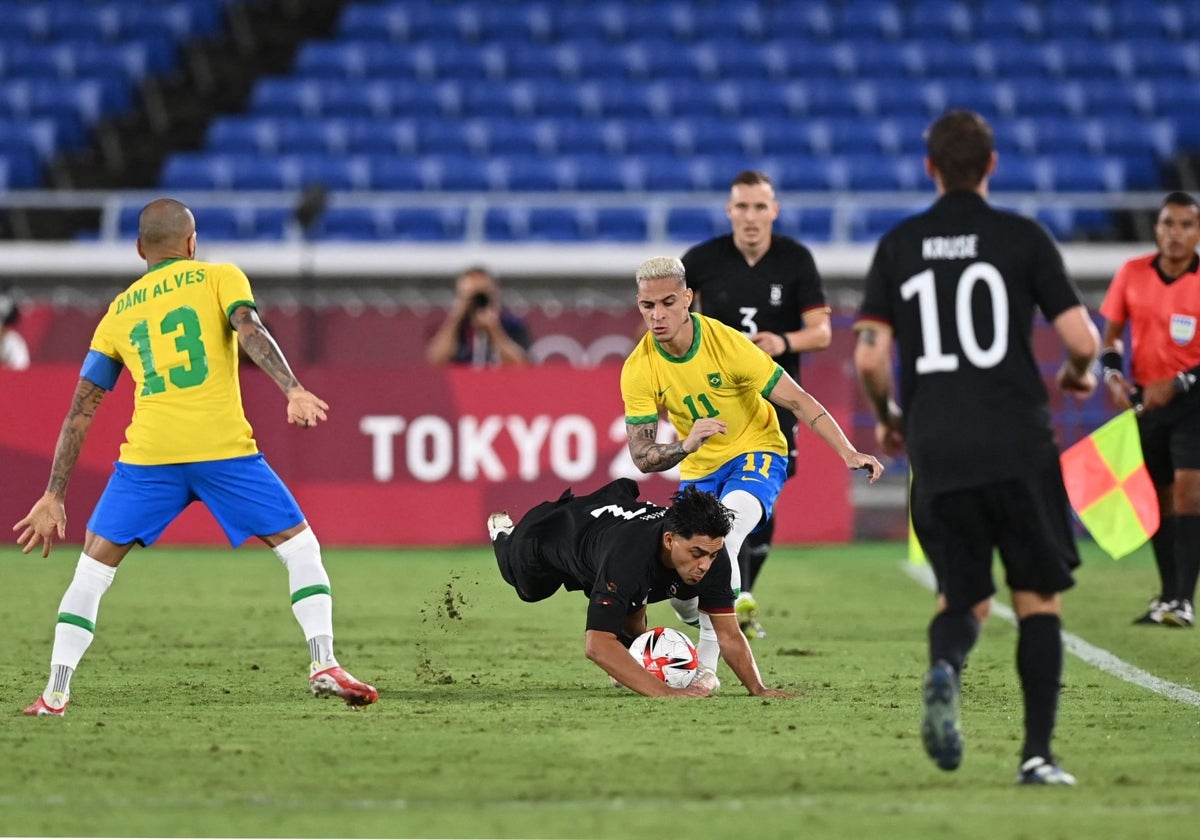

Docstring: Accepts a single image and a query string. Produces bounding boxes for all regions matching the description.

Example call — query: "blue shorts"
[87,454,304,547]
[679,451,788,531]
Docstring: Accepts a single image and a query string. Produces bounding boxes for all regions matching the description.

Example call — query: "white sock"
[671,595,700,626]
[273,528,337,670]
[719,489,764,593]
[44,554,116,703]
[697,612,720,672]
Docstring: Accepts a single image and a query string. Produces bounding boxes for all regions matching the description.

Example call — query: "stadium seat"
[294,42,363,80]
[775,207,834,243]
[666,206,727,241]
[1040,153,1124,192]
[391,206,466,240]
[976,4,1041,40]
[832,0,903,40]
[761,41,849,81]
[764,4,834,40]
[907,1,973,42]
[314,207,391,240]
[851,207,921,242]
[528,206,583,240]
[594,207,648,241]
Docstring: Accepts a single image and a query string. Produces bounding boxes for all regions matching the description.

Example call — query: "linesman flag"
[1059,410,1159,560]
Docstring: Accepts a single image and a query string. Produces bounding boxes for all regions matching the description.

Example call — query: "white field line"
[902,562,1200,706]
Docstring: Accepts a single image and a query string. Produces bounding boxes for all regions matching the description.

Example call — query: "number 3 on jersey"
[900,262,1009,374]
[129,305,210,395]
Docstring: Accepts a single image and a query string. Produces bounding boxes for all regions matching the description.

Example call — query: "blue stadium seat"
[1119,38,1200,80]
[907,42,979,78]
[794,80,861,118]
[640,156,698,191]
[847,39,910,79]
[191,206,243,240]
[666,207,727,241]
[697,37,774,80]
[1035,206,1076,242]
[1002,79,1075,117]
[852,207,922,242]
[483,207,524,240]
[758,120,823,156]
[1112,4,1184,40]
[294,42,363,80]
[907,1,973,41]
[977,39,1053,81]
[0,117,59,160]
[160,153,230,190]
[1149,79,1198,117]
[976,4,1041,40]
[498,155,562,191]
[594,207,647,241]
[1094,117,1174,161]
[688,118,753,156]
[841,153,923,190]
[555,5,627,42]
[424,154,495,191]
[865,79,935,117]
[761,41,849,81]
[391,207,466,240]
[833,0,903,40]
[1026,116,1094,154]
[359,42,420,80]
[367,156,425,190]
[207,117,276,154]
[1040,154,1124,192]
[1082,79,1151,117]
[1041,2,1110,40]
[345,117,416,155]
[0,148,40,188]
[1045,39,1123,81]
[314,207,391,240]
[990,157,1043,192]
[764,4,834,40]
[877,116,928,155]
[775,207,834,242]
[771,155,842,191]
[523,207,586,241]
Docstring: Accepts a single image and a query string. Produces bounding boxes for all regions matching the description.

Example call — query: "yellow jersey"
[88,258,258,465]
[620,313,786,479]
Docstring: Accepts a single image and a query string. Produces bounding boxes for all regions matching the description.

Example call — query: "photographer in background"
[0,284,30,370]
[426,266,531,367]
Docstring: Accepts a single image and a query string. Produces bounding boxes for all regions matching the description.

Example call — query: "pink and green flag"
[1060,409,1159,559]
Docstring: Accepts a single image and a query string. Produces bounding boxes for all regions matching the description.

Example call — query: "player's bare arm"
[13,378,107,557]
[709,613,792,698]
[230,305,329,427]
[1053,305,1100,399]
[750,308,833,357]
[766,374,884,482]
[853,325,906,455]
[625,419,726,473]
[585,629,711,698]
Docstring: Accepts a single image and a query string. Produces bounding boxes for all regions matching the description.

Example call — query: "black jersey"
[682,234,828,382]
[510,479,736,635]
[856,191,1083,493]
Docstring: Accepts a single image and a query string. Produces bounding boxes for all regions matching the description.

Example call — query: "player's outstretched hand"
[13,493,67,558]
[673,680,713,698]
[682,418,727,454]
[286,387,329,428]
[846,452,885,483]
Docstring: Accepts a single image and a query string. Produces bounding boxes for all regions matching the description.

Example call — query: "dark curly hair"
[663,485,734,539]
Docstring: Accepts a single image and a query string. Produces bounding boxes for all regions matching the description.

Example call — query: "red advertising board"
[0,364,852,546]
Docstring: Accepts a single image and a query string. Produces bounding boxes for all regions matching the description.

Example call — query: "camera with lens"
[470,292,492,311]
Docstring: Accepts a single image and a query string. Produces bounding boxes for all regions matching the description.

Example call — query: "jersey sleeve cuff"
[79,349,122,390]
[225,299,257,322]
[760,365,784,398]
[852,316,892,333]
[625,413,659,425]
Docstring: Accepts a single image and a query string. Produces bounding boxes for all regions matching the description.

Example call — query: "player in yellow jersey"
[13,198,377,716]
[621,256,883,674]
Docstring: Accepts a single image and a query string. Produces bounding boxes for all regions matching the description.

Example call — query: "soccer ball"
[628,627,698,688]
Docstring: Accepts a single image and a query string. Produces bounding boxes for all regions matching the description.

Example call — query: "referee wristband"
[1100,348,1123,382]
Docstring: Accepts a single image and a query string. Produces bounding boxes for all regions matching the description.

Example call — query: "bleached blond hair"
[635,256,686,285]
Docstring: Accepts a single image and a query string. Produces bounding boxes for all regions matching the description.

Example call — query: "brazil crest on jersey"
[85,258,258,465]
[621,313,786,479]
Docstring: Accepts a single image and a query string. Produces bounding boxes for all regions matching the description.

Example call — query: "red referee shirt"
[1100,253,1200,385]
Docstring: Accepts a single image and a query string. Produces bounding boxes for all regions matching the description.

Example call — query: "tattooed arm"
[625,418,727,473]
[13,379,107,556]
[230,305,328,428]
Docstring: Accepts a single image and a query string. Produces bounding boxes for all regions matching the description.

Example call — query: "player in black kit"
[852,110,1099,786]
[487,479,790,699]
[682,170,832,640]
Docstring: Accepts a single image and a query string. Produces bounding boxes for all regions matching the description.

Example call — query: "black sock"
[1174,515,1200,604]
[1017,613,1062,763]
[740,517,774,592]
[1153,516,1177,601]
[928,609,980,674]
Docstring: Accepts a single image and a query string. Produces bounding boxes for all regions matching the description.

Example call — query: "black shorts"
[493,498,575,603]
[911,462,1080,611]
[1138,388,1200,486]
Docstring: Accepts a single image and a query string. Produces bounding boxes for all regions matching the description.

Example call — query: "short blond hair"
[635,256,686,285]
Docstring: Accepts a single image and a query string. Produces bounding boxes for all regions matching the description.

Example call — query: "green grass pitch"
[2,540,1199,838]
